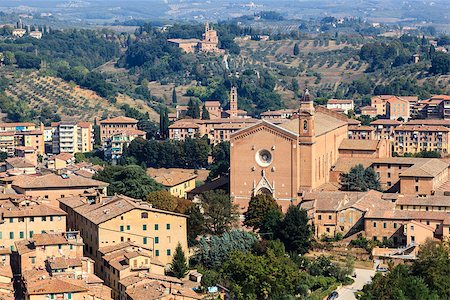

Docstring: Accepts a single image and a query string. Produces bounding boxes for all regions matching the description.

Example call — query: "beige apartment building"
[0,123,45,156]
[348,125,375,140]
[0,197,67,251]
[104,128,146,161]
[393,125,450,155]
[59,194,188,266]
[52,121,94,154]
[370,119,402,140]
[326,99,354,114]
[99,116,139,144]
[1,173,108,207]
[147,168,197,198]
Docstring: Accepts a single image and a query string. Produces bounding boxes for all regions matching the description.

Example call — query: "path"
[336,268,375,300]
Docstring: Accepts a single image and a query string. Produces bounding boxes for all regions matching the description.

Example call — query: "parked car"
[376,266,388,272]
[327,291,339,300]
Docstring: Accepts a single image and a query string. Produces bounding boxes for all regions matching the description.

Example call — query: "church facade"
[230,91,349,210]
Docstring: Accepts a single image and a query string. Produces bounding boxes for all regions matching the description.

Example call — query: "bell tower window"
[303,120,308,132]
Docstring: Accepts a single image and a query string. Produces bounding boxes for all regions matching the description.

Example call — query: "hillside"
[3,71,158,123]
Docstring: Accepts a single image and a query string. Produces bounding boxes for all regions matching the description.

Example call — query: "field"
[4,71,159,122]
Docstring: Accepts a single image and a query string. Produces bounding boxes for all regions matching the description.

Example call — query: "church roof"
[279,112,347,137]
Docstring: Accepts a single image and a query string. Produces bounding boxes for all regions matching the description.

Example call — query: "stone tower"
[298,89,315,140]
[229,86,238,117]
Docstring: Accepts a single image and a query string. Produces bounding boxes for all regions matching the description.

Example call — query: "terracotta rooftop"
[25,278,87,295]
[168,121,200,129]
[370,119,402,126]
[6,157,35,168]
[280,111,348,137]
[405,119,450,126]
[360,106,378,111]
[365,208,450,224]
[371,95,395,101]
[100,116,138,124]
[347,119,361,125]
[395,125,450,132]
[327,99,354,104]
[0,201,66,218]
[339,139,380,151]
[260,109,296,116]
[77,121,92,128]
[395,195,450,207]
[59,195,187,225]
[204,100,221,107]
[7,173,108,189]
[398,159,448,178]
[49,152,74,161]
[349,125,374,131]
[147,168,197,187]
[48,257,82,270]
[120,272,183,287]
[168,38,201,44]
[32,233,70,246]
[0,122,35,128]
[111,128,146,136]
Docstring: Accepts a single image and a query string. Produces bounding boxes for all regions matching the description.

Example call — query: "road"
[336,268,375,300]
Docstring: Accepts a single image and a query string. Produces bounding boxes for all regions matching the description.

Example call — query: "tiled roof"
[396,195,450,207]
[349,125,374,131]
[370,119,402,125]
[365,208,450,224]
[260,109,296,116]
[65,195,187,225]
[332,158,372,173]
[6,157,35,168]
[279,111,348,137]
[120,273,183,287]
[327,99,354,104]
[111,128,146,136]
[49,152,74,161]
[168,121,200,129]
[32,233,69,246]
[398,159,448,178]
[0,122,35,128]
[100,116,138,124]
[1,202,66,218]
[48,257,82,270]
[148,169,197,187]
[405,119,450,126]
[77,122,92,128]
[8,173,108,189]
[347,119,361,125]
[360,106,377,111]
[395,125,450,132]
[204,101,221,107]
[339,139,379,151]
[25,278,87,295]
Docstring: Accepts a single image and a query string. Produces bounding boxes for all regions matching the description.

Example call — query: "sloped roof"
[339,139,379,151]
[8,173,108,189]
[279,111,347,137]
[100,116,138,124]
[399,159,448,178]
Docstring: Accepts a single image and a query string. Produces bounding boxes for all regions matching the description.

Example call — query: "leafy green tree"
[93,165,162,199]
[0,152,7,162]
[197,230,257,268]
[186,98,200,119]
[200,190,238,235]
[277,205,312,254]
[172,87,177,104]
[201,105,210,120]
[186,204,205,246]
[244,194,281,231]
[159,106,169,139]
[259,208,283,239]
[169,243,188,279]
[207,142,229,180]
[146,190,182,212]
[430,51,450,74]
[341,164,381,192]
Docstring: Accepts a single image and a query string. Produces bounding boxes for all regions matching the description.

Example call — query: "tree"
[186,98,200,119]
[341,164,381,192]
[291,78,299,95]
[93,165,162,199]
[293,43,300,55]
[259,208,283,239]
[430,51,450,74]
[159,107,169,139]
[200,190,238,235]
[207,141,230,180]
[186,204,205,246]
[197,230,258,268]
[169,243,188,279]
[244,194,281,231]
[0,152,7,162]
[172,87,177,104]
[277,205,312,254]
[146,190,181,212]
[201,105,210,120]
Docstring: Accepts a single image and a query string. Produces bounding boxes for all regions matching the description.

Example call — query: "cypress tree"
[172,87,177,104]
[169,243,188,279]
[201,105,210,120]
[293,43,300,55]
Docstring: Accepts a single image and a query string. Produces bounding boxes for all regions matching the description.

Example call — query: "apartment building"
[0,123,45,156]
[58,194,188,266]
[260,109,296,120]
[104,128,146,161]
[326,99,354,114]
[47,152,75,170]
[0,248,13,300]
[371,95,394,115]
[1,173,108,207]
[0,197,67,251]
[16,231,112,300]
[370,119,402,140]
[99,117,139,144]
[393,125,450,155]
[348,125,375,140]
[360,106,378,117]
[52,121,94,154]
[395,195,450,213]
[97,242,166,299]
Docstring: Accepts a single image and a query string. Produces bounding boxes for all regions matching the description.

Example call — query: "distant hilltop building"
[168,22,223,54]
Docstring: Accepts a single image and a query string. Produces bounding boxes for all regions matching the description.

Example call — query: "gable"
[231,121,297,143]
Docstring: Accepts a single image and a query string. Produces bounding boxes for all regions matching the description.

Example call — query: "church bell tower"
[298,89,315,141]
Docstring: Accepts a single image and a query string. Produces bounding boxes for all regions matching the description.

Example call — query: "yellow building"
[147,168,197,198]
[59,194,188,266]
[0,197,67,251]
[47,152,75,170]
[0,248,13,300]
[99,116,139,145]
[0,123,45,156]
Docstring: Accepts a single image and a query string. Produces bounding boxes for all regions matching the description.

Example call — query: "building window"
[126,225,131,230]
[400,205,404,210]
[31,257,36,264]
[155,237,159,244]
[29,217,34,222]
[318,215,322,220]
[328,215,332,220]
[167,249,171,256]
[120,226,124,232]
[166,224,171,230]
[326,227,330,233]
[155,250,159,256]
[155,224,159,230]
[383,223,386,228]
[9,218,13,223]
[42,217,46,222]
[141,212,148,219]
[387,172,391,178]
[143,237,147,245]
[9,232,14,239]
[373,222,377,228]
[394,223,397,229]
[19,231,24,238]
[143,225,147,231]
[415,186,419,192]
[50,216,53,222]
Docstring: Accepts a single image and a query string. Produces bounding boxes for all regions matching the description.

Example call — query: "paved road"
[336,268,375,300]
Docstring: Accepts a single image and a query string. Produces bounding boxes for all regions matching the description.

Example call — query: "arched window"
[303,120,308,131]
[141,212,148,219]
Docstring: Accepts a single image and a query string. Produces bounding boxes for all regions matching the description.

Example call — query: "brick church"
[230,90,367,210]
